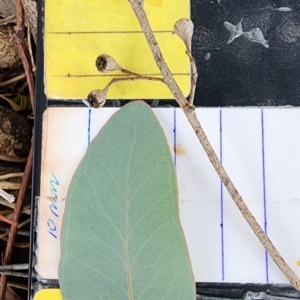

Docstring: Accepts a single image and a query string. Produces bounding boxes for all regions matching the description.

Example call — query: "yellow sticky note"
[45,0,190,99]
[34,289,62,300]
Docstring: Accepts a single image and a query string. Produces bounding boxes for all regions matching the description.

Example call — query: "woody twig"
[127,0,300,291]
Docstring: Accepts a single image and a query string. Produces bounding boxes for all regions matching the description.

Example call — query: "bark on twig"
[128,0,300,291]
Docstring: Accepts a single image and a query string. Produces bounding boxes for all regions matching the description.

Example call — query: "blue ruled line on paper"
[261,108,269,282]
[173,108,177,166]
[219,108,225,281]
[88,108,91,146]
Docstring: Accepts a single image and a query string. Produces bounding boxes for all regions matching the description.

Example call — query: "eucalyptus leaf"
[59,101,195,300]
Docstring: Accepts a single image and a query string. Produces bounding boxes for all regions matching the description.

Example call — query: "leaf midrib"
[125,126,137,300]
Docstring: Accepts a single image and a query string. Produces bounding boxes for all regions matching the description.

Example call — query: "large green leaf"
[59,101,195,300]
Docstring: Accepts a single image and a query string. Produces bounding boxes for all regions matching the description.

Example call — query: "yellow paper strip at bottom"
[34,289,62,300]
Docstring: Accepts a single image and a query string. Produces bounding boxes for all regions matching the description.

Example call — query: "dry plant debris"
[0,26,21,68]
[0,0,36,299]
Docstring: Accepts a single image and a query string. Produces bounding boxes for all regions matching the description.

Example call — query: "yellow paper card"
[34,289,62,300]
[45,0,190,99]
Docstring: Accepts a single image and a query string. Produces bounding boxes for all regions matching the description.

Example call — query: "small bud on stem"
[174,18,194,53]
[174,18,197,107]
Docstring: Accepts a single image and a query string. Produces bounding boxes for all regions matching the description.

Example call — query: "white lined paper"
[37,106,300,283]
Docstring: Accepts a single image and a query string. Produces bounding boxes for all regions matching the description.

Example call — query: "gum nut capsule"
[87,89,107,108]
[95,54,121,73]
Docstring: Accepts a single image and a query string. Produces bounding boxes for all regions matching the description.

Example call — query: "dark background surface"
[196,283,300,299]
[191,0,300,107]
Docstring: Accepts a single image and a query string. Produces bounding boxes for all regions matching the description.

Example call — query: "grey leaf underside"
[59,101,195,300]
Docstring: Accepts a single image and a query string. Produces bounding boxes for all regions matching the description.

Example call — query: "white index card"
[37,106,300,284]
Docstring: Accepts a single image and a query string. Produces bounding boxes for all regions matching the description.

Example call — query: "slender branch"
[0,173,24,180]
[129,1,189,108]
[0,74,26,87]
[0,264,28,271]
[0,271,27,278]
[120,68,164,81]
[0,215,17,227]
[7,281,28,291]
[0,198,30,215]
[0,144,33,299]
[128,0,300,291]
[0,219,31,240]
[0,154,27,163]
[106,75,164,89]
[87,76,165,107]
[0,188,15,204]
[0,229,30,240]
[0,182,21,190]
[27,23,36,71]
[1,238,29,249]
[13,40,35,111]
